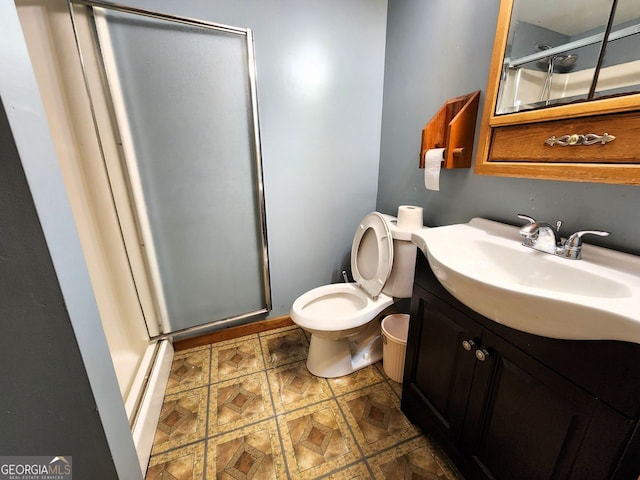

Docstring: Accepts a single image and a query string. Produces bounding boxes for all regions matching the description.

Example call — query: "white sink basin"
[411,218,640,344]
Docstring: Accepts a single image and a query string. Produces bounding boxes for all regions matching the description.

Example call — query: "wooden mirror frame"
[475,0,640,185]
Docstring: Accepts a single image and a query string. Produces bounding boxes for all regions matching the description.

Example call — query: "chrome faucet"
[516,214,610,260]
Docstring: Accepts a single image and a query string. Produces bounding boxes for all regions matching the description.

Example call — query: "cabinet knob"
[475,348,491,362]
[462,339,476,351]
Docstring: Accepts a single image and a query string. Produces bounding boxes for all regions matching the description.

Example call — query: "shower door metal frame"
[68,0,271,339]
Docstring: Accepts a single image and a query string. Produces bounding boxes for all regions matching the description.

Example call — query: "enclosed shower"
[536,43,579,103]
[69,2,271,339]
[66,0,271,469]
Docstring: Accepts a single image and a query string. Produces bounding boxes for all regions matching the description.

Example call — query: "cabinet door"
[402,286,482,439]
[463,331,633,480]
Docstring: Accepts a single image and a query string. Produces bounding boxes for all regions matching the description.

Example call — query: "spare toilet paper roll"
[397,205,423,229]
[424,148,445,191]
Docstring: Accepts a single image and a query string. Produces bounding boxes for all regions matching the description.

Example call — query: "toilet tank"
[381,214,426,298]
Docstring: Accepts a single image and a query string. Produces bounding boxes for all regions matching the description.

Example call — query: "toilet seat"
[291,282,393,332]
[351,212,393,299]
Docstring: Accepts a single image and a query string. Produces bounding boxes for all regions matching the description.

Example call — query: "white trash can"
[381,314,410,382]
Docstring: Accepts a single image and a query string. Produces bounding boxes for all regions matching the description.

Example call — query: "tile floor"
[145,325,463,479]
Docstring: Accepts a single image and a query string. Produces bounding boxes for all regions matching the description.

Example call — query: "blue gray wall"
[377,0,640,256]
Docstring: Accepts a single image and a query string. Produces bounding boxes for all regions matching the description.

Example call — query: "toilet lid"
[351,212,393,299]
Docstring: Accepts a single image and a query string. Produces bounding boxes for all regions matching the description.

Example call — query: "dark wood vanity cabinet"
[402,253,640,480]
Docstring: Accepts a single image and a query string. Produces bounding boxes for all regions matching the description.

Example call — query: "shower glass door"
[78,2,270,337]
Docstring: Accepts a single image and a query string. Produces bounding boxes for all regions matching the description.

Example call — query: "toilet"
[291,208,424,378]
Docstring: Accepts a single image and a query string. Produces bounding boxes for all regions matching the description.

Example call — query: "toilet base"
[305,320,382,378]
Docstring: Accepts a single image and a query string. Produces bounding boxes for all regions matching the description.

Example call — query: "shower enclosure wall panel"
[89,6,271,337]
[14,0,154,410]
[498,60,640,113]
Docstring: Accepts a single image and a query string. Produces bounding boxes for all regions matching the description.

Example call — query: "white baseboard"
[130,340,173,474]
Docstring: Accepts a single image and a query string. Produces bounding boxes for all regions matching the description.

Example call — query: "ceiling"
[514,0,639,36]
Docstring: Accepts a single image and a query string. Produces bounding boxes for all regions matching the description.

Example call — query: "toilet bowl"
[291,209,424,378]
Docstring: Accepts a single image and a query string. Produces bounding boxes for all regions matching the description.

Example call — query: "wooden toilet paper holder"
[420,90,480,169]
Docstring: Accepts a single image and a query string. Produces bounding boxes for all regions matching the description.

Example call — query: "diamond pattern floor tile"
[145,442,204,480]
[165,346,211,395]
[151,386,208,455]
[338,382,419,455]
[209,371,274,435]
[207,418,286,480]
[267,360,332,414]
[211,336,265,382]
[146,326,463,479]
[327,364,385,396]
[369,435,461,480]
[278,400,361,479]
[260,327,309,369]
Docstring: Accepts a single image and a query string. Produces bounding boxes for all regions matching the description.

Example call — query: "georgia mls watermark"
[0,456,72,480]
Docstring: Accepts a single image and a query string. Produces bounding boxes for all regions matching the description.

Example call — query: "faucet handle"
[565,230,610,248]
[562,230,610,259]
[517,213,536,224]
[517,214,540,244]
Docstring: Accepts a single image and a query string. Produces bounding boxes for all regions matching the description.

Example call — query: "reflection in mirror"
[476,0,640,184]
[497,0,618,114]
[594,0,640,99]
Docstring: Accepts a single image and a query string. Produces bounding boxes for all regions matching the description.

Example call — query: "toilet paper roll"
[397,205,423,230]
[424,148,444,191]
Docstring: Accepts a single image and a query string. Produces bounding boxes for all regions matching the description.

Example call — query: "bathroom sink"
[411,218,640,344]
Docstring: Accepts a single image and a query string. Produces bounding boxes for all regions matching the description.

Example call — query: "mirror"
[594,0,640,99]
[497,0,640,114]
[498,0,610,113]
[475,0,640,185]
